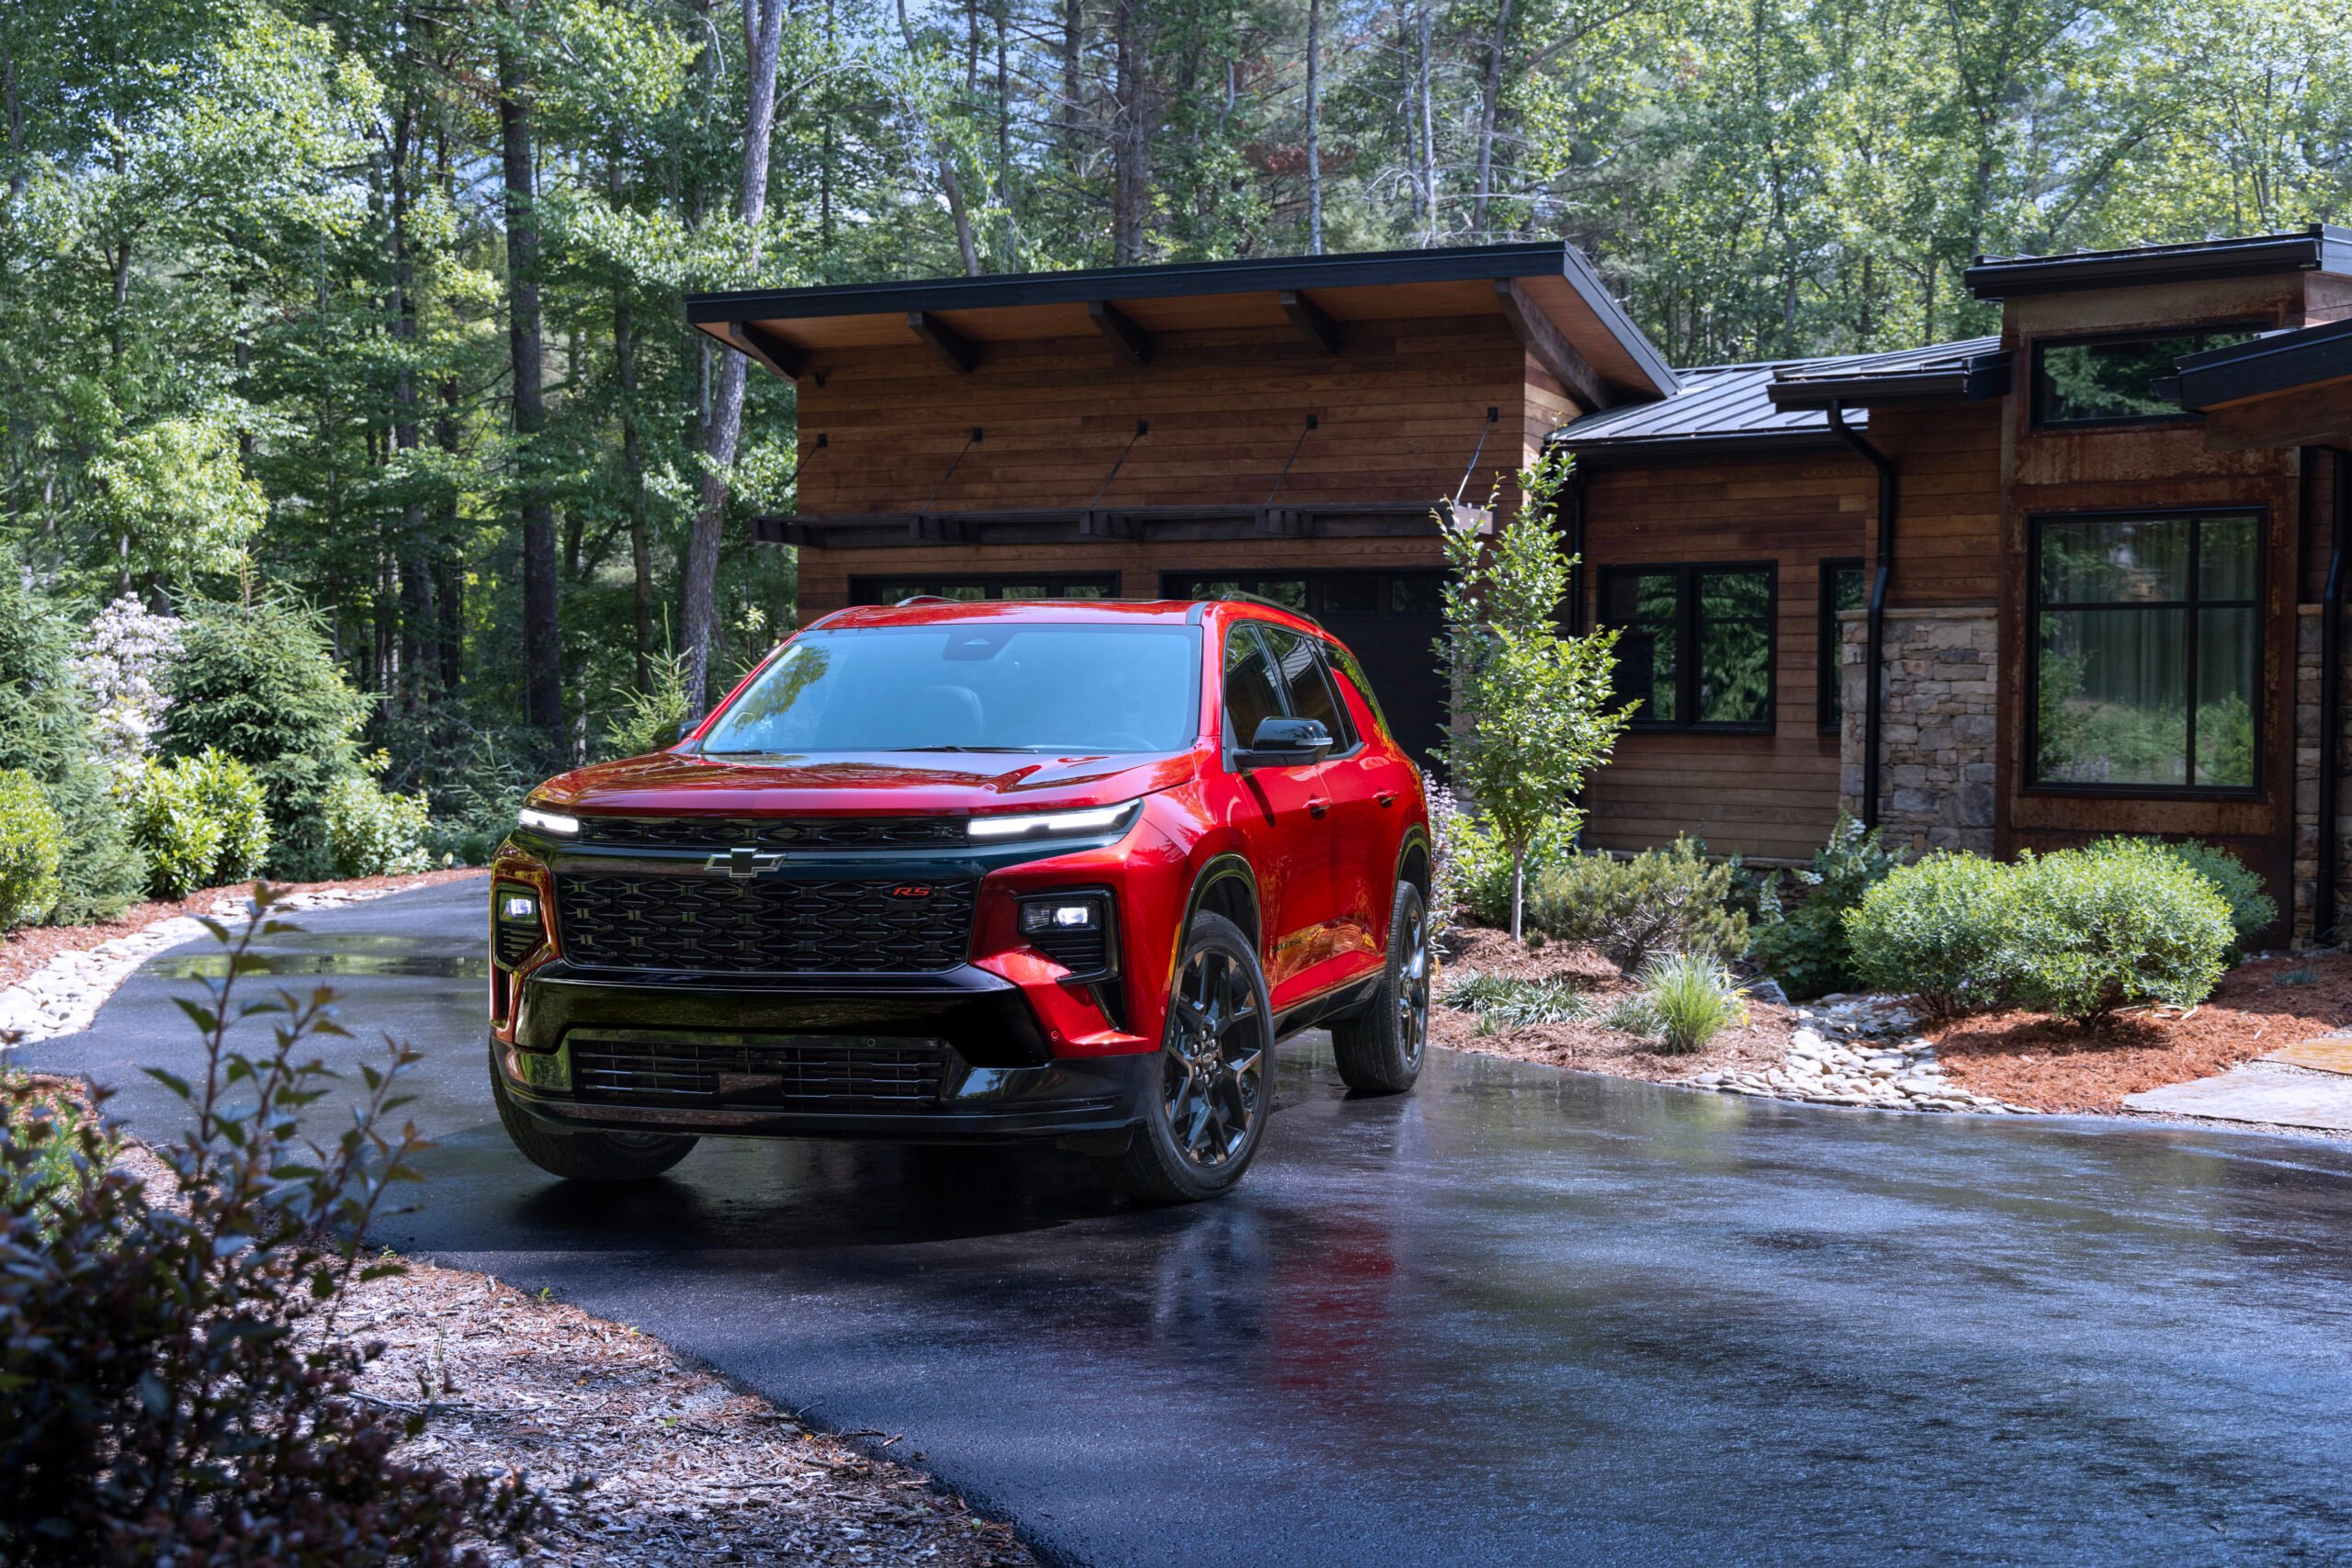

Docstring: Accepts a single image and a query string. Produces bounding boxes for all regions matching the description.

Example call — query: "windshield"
[697,623,1201,755]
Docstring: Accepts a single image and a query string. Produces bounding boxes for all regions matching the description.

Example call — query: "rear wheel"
[490,1041,698,1182]
[1090,912,1272,1203]
[1329,882,1430,1095]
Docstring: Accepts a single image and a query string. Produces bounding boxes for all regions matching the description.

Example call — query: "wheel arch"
[1184,852,1262,954]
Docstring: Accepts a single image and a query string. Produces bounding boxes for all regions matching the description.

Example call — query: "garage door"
[1161,570,1448,773]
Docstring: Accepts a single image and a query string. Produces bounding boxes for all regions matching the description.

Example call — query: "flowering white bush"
[67,592,182,782]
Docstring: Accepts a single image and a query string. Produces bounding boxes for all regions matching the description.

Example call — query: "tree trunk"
[1112,0,1146,264]
[1510,845,1525,942]
[497,22,563,750]
[894,0,980,275]
[680,0,790,714]
[1417,5,1437,244]
[1306,0,1323,254]
[389,89,432,709]
[1473,0,1515,240]
[1059,0,1083,173]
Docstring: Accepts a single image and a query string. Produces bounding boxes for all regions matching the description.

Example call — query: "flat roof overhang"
[1964,224,2352,300]
[1544,429,1855,466]
[1764,353,2013,412]
[686,241,1679,406]
[2175,316,2352,452]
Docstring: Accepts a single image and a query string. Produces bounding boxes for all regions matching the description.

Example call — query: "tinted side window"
[1222,625,1286,748]
[1261,625,1353,748]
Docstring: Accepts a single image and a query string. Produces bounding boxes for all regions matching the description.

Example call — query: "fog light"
[500,893,539,922]
[1021,899,1101,934]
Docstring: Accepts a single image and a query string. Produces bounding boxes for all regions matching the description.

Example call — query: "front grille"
[571,1035,950,1110]
[553,873,976,974]
[574,815,965,851]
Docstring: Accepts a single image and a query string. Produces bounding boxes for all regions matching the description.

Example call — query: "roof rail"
[894,594,955,606]
[1211,589,1325,629]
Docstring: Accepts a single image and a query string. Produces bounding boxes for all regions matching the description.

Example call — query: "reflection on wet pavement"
[24,882,2352,1568]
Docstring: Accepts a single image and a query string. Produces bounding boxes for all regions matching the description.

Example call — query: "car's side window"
[1260,625,1355,750]
[1222,624,1287,749]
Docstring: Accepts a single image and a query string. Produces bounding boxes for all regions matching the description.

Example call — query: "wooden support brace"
[907,310,978,373]
[1088,301,1152,367]
[725,321,806,380]
[1493,278,1611,412]
[1279,289,1342,355]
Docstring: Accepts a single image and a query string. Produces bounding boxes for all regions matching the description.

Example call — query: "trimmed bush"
[1745,811,1909,999]
[1639,953,1748,1053]
[1845,852,2018,1017]
[127,750,271,899]
[1447,808,1580,930]
[2094,836,2275,955]
[2004,840,2233,1022]
[322,769,433,878]
[0,771,64,930]
[1526,837,1748,973]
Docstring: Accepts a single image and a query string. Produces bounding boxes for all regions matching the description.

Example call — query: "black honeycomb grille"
[575,815,964,851]
[553,873,976,974]
[571,1036,950,1110]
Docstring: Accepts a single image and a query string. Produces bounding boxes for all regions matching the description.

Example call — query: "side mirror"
[669,718,699,748]
[1236,716,1333,770]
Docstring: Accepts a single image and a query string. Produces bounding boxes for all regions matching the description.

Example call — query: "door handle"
[1307,796,1330,818]
[1376,790,1397,807]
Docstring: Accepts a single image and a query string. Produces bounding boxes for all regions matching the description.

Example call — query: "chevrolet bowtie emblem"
[708,845,786,879]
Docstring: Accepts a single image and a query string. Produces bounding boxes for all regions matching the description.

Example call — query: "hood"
[533,747,1203,818]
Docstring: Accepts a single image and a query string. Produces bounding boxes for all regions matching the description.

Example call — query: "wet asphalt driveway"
[23,880,2352,1566]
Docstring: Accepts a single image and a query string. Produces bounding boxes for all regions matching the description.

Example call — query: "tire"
[1329,881,1430,1095]
[1089,911,1273,1203]
[490,1041,698,1182]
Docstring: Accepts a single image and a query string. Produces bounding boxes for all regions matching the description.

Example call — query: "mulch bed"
[1930,951,2352,1114]
[0,868,486,992]
[1431,925,1801,1084]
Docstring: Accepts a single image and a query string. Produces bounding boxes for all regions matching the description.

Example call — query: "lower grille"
[571,1035,951,1111]
[553,874,976,974]
[1030,925,1109,975]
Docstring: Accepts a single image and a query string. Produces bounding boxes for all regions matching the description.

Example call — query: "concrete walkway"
[2125,1038,2352,1133]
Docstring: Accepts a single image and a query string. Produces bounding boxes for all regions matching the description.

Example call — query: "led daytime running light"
[517,805,582,836]
[967,800,1137,841]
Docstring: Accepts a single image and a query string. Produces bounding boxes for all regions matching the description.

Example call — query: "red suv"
[487,598,1431,1201]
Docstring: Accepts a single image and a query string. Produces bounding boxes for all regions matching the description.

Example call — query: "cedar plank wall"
[1867,402,2003,608]
[1995,273,2317,912]
[789,315,1550,617]
[1574,452,1872,862]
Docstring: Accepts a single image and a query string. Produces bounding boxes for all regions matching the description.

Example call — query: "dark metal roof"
[1767,340,2011,410]
[1551,338,2000,459]
[1964,225,2352,300]
[2175,316,2352,410]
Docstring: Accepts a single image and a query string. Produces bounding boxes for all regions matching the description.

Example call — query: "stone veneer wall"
[1838,607,1998,855]
[2290,605,2352,944]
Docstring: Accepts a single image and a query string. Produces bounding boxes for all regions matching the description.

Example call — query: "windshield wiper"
[901,744,1033,753]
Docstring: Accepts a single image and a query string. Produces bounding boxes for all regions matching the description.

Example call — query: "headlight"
[517,805,581,836]
[967,800,1139,842]
[1020,897,1104,934]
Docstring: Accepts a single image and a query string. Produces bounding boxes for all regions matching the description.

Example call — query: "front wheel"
[1089,911,1272,1203]
[1329,882,1430,1095]
[490,1041,698,1182]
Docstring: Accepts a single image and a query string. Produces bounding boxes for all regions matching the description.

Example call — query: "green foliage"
[1437,450,1628,939]
[126,750,271,900]
[2003,842,2234,1023]
[163,602,369,879]
[600,646,692,761]
[1638,954,1750,1054]
[1846,852,2019,1018]
[74,415,266,583]
[1744,812,1912,999]
[1441,973,1592,1030]
[0,772,65,930]
[322,768,434,879]
[0,885,541,1562]
[1526,839,1749,974]
[2092,836,2276,954]
[1444,808,1583,931]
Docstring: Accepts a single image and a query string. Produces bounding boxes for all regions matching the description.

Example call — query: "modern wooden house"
[689,225,2352,942]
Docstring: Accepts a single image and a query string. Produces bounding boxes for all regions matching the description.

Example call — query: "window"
[1600,565,1776,730]
[2030,511,2261,792]
[1818,558,1866,732]
[1260,625,1356,750]
[1222,625,1286,749]
[851,573,1118,604]
[2031,325,2262,428]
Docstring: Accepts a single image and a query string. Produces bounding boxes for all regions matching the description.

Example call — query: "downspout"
[1566,462,1588,635]
[2319,446,2349,943]
[1827,404,1896,830]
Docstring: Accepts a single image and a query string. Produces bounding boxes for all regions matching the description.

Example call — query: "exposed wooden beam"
[723,321,805,380]
[1279,289,1342,355]
[1087,300,1152,367]
[1493,278,1611,412]
[2199,378,2352,451]
[907,310,978,373]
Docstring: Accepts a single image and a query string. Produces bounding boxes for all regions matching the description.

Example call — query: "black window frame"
[2029,321,2268,431]
[1818,558,1865,734]
[849,571,1120,604]
[1597,561,1779,735]
[2025,506,2266,799]
[1257,621,1363,755]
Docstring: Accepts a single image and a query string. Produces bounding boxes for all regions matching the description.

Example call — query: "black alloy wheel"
[1330,881,1430,1095]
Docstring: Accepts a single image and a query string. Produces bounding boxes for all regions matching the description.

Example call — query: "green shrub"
[2004,841,2233,1022]
[322,767,433,878]
[1638,953,1749,1053]
[163,600,370,879]
[1525,837,1748,973]
[1845,852,2018,1017]
[1441,972,1591,1029]
[1446,808,1580,930]
[0,573,144,923]
[0,771,64,929]
[0,1076,101,1226]
[1744,811,1910,999]
[127,750,271,899]
[2093,836,2275,954]
[601,646,693,761]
